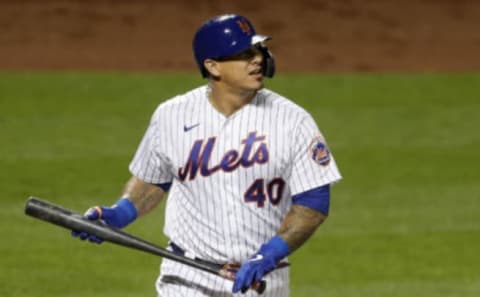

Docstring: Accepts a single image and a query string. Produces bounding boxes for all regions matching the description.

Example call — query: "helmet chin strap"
[257,45,275,78]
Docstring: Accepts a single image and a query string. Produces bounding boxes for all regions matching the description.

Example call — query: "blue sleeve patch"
[292,184,330,215]
[156,182,172,192]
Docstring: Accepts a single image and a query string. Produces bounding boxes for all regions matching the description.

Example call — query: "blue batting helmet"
[193,14,275,78]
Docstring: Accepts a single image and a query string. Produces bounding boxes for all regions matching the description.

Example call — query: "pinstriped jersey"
[129,85,342,263]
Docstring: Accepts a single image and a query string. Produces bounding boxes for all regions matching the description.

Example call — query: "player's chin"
[253,82,264,91]
[247,76,264,90]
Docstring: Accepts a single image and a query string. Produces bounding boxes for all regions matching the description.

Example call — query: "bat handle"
[251,261,289,294]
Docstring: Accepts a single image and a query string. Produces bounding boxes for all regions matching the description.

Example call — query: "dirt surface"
[1,0,480,73]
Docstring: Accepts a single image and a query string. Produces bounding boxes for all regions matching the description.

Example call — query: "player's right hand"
[71,206,109,244]
[71,198,138,244]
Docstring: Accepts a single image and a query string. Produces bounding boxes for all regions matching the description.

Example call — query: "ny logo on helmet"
[237,19,252,35]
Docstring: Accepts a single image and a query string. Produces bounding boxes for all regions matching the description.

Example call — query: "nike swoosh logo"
[249,254,264,262]
[184,123,200,132]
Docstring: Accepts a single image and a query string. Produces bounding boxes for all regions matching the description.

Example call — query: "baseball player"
[73,14,342,296]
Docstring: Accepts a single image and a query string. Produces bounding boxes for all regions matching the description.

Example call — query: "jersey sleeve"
[288,114,342,196]
[129,107,174,185]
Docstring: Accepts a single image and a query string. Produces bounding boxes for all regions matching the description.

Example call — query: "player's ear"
[204,59,221,79]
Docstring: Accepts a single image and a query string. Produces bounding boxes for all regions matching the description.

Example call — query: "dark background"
[1,0,479,73]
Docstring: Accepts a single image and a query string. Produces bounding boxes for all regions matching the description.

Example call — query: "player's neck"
[208,85,256,117]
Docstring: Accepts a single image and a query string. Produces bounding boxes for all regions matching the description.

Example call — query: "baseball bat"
[24,196,266,294]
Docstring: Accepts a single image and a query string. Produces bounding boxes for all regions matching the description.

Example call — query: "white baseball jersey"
[129,85,342,297]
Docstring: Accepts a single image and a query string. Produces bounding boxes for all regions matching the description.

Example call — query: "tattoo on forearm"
[122,177,164,216]
[278,205,327,252]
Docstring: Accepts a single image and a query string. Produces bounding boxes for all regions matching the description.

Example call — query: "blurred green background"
[0,72,479,296]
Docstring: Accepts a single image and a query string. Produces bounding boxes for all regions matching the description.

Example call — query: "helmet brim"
[251,35,271,45]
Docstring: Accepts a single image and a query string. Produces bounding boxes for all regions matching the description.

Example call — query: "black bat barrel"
[24,197,219,274]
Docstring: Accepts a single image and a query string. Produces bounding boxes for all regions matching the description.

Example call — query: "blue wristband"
[111,198,138,228]
[259,235,290,262]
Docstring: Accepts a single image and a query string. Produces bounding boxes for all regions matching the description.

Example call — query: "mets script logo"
[178,131,269,181]
[237,19,252,35]
[309,137,331,166]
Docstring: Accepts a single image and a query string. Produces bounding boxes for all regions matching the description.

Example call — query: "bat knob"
[253,280,266,294]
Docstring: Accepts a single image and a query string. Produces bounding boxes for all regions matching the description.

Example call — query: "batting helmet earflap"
[193,14,275,78]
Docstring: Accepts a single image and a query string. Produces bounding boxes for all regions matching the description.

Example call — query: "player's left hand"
[232,236,290,293]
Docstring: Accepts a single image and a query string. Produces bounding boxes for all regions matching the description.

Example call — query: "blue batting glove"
[71,198,137,244]
[232,236,290,293]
